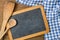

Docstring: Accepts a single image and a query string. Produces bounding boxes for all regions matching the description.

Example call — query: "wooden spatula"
[0,1,15,37]
[0,19,16,39]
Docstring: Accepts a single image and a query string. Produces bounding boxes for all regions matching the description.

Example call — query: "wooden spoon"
[0,1,15,36]
[0,19,16,39]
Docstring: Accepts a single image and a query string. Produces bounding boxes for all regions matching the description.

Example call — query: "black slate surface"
[10,8,46,39]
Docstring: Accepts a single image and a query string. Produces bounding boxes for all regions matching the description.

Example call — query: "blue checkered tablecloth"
[16,0,60,40]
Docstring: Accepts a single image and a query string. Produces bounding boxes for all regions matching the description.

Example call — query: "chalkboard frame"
[8,5,49,40]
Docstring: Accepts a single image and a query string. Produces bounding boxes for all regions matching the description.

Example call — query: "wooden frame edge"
[40,6,49,33]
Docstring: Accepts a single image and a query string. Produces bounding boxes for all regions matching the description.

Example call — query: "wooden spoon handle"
[0,25,9,39]
[0,1,15,37]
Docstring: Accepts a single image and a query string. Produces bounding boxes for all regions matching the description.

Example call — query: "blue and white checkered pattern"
[16,0,60,40]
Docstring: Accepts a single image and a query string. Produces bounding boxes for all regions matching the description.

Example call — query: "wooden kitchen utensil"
[0,2,15,37]
[0,1,15,39]
[0,19,16,39]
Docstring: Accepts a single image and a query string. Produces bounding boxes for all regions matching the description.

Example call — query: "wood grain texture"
[0,0,44,40]
[0,2,15,39]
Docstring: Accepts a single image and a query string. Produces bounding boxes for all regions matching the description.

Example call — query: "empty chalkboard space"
[8,6,49,40]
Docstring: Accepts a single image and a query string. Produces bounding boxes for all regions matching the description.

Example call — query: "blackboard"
[8,6,49,40]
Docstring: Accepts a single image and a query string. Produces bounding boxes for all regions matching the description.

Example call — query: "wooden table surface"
[0,0,44,40]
